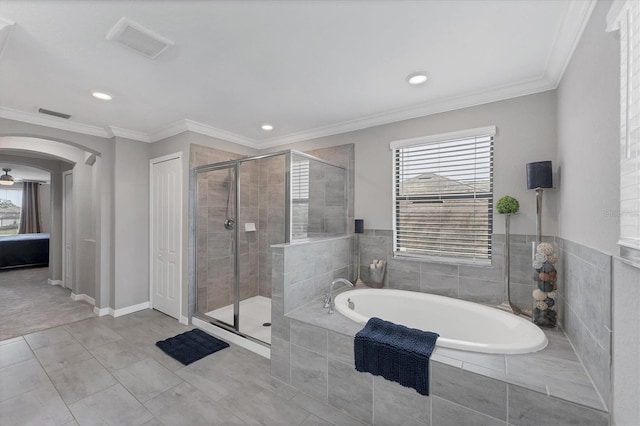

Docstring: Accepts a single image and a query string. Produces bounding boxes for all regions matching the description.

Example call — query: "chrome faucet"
[323,278,354,314]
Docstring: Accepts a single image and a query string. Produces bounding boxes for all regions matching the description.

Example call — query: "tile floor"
[0,309,365,426]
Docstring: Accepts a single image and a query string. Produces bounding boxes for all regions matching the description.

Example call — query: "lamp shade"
[355,219,364,234]
[526,161,553,189]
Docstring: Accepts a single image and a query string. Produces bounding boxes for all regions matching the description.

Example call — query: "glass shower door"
[195,165,239,331]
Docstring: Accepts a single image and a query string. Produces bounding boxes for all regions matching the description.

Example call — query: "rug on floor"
[156,329,229,365]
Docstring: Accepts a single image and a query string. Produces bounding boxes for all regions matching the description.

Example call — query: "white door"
[150,155,182,319]
[62,171,73,290]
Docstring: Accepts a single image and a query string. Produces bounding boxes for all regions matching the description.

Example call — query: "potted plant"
[496,195,521,315]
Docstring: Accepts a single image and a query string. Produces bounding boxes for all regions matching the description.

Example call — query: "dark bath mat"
[156,329,229,365]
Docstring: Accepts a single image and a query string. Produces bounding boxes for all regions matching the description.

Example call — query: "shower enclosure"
[192,150,348,346]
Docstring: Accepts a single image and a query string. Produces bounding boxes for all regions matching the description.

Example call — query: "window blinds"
[291,159,309,200]
[392,129,494,260]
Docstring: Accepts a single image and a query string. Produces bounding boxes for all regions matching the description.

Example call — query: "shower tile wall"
[191,144,243,313]
[258,155,286,297]
[238,159,260,301]
[306,144,355,234]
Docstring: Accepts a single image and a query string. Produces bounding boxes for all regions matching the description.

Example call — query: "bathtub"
[334,288,548,354]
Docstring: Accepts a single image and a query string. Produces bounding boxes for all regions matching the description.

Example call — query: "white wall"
[265,90,558,237]
[556,0,619,256]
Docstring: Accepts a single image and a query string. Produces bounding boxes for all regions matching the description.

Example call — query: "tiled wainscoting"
[270,235,612,425]
[274,307,609,426]
[270,235,356,380]
[357,230,558,311]
[556,238,612,408]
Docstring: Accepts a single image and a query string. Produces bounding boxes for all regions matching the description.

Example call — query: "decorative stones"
[532,289,546,301]
[532,242,559,328]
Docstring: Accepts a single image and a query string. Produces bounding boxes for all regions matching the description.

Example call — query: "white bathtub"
[334,288,548,354]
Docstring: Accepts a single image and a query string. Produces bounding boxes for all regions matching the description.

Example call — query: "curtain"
[18,182,42,234]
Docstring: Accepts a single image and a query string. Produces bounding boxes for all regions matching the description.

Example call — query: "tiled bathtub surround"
[557,238,612,409]
[273,299,609,425]
[357,231,615,409]
[271,235,355,381]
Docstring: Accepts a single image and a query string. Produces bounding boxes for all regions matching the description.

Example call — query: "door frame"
[149,152,183,321]
[61,170,73,290]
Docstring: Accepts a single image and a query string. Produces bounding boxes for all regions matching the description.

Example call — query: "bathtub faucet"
[323,278,354,314]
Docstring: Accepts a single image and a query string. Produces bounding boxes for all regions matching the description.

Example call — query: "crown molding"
[543,0,596,88]
[147,118,259,148]
[257,75,556,148]
[146,119,190,142]
[0,106,111,138]
[107,126,150,143]
[0,0,593,150]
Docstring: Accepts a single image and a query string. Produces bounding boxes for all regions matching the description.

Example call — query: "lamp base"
[354,277,366,288]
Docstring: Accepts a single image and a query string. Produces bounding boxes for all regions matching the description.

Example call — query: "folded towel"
[354,317,439,396]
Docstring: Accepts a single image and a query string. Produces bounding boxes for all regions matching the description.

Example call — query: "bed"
[0,233,50,269]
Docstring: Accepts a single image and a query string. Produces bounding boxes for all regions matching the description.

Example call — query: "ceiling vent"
[38,108,71,119]
[106,17,174,59]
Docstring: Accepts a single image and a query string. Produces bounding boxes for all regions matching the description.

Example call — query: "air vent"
[38,108,71,119]
[106,17,174,59]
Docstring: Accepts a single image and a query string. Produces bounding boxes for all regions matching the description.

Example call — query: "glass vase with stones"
[532,241,558,328]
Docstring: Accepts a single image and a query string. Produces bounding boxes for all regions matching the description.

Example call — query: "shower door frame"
[190,150,348,346]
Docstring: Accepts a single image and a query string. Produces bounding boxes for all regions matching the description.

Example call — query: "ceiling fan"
[0,168,14,186]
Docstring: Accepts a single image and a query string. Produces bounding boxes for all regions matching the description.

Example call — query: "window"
[0,185,22,235]
[391,126,495,263]
[291,158,310,238]
[608,0,640,262]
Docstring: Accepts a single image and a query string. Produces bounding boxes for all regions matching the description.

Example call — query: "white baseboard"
[112,302,150,317]
[192,317,270,359]
[93,306,110,316]
[179,315,189,325]
[70,293,96,305]
[48,279,63,286]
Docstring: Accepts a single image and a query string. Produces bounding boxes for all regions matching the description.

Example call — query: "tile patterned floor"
[0,310,366,426]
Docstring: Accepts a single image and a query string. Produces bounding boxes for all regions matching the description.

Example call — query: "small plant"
[496,196,520,214]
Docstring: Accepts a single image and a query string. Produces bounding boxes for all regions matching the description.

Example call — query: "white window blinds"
[608,0,640,252]
[392,126,495,261]
[291,159,309,200]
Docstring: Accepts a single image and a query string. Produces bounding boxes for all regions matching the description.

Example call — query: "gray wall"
[39,182,51,233]
[555,0,640,421]
[265,92,558,237]
[556,0,620,256]
[611,258,640,426]
[113,137,150,309]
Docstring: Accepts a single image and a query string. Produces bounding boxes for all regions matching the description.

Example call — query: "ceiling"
[0,163,50,182]
[0,1,595,148]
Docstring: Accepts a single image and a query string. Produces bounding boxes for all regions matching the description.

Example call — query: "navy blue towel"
[156,329,229,365]
[354,317,439,396]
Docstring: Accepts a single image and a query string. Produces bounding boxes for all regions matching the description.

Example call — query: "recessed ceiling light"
[91,91,112,101]
[261,124,274,131]
[407,72,428,86]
